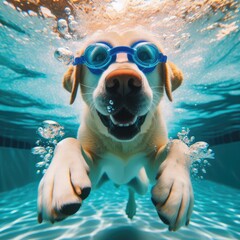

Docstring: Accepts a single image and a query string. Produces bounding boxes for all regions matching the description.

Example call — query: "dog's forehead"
[84,30,159,47]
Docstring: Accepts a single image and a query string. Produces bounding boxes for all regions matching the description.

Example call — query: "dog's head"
[63,30,183,141]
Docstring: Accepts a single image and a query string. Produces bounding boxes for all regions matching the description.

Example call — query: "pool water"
[1,181,240,240]
[0,0,240,239]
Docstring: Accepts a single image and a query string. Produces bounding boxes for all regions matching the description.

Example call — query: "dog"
[37,29,194,231]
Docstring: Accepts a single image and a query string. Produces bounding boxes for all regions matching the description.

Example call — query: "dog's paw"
[151,161,194,231]
[125,196,136,220]
[37,143,91,223]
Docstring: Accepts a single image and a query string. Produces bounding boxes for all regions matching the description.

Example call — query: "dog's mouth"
[97,108,147,140]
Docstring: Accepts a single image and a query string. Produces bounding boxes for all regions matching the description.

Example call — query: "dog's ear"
[161,61,183,101]
[63,65,74,93]
[62,65,82,104]
[62,50,83,104]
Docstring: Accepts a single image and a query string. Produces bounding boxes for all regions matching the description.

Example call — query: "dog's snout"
[105,69,142,95]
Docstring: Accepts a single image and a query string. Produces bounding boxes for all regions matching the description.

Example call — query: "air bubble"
[64,33,72,40]
[64,7,71,15]
[57,19,68,35]
[36,161,45,168]
[31,146,46,155]
[69,20,78,32]
[192,168,198,174]
[59,131,65,137]
[44,153,52,162]
[54,47,74,65]
[107,105,115,113]
[68,15,74,22]
[32,120,65,175]
[175,127,214,180]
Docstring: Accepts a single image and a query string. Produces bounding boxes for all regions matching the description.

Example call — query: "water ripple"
[0,180,239,240]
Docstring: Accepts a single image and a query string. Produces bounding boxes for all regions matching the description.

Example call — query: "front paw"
[37,156,91,223]
[151,162,194,231]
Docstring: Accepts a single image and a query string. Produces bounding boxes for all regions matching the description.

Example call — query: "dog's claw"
[151,197,158,207]
[37,213,43,224]
[80,187,91,200]
[60,203,81,215]
[157,212,170,225]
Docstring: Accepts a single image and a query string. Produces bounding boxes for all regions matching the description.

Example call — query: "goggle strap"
[159,54,167,63]
[73,56,84,66]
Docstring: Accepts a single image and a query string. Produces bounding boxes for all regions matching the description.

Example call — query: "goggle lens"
[84,44,110,68]
[73,41,167,74]
[134,43,158,67]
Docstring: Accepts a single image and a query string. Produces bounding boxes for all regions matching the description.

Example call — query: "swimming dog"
[37,29,194,231]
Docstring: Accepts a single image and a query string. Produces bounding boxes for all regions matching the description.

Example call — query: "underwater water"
[0,0,240,239]
[0,181,240,240]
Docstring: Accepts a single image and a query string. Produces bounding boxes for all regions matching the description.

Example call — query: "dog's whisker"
[81,93,93,96]
[150,86,164,89]
[88,102,95,112]
[80,84,95,89]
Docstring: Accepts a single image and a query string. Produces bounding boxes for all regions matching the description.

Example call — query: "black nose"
[105,69,142,96]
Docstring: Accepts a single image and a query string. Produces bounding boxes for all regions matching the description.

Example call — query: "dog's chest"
[100,152,148,185]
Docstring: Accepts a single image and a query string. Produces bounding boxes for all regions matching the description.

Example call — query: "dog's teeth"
[110,115,138,127]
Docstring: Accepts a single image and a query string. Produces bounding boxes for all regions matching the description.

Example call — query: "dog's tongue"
[111,108,136,125]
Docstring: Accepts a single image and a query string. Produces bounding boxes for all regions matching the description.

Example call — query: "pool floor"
[0,180,239,240]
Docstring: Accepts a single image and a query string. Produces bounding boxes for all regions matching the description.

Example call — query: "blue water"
[0,0,240,239]
[0,0,239,143]
[1,181,240,240]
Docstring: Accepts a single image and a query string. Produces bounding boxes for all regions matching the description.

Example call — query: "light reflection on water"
[0,181,239,240]
[0,0,239,143]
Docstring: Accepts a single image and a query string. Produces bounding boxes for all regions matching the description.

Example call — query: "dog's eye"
[86,46,109,66]
[136,45,157,64]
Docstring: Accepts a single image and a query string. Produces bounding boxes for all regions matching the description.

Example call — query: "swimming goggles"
[73,41,167,74]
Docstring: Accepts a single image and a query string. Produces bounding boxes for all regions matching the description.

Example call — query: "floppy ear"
[62,50,83,104]
[161,61,183,101]
[62,65,82,104]
[63,65,74,93]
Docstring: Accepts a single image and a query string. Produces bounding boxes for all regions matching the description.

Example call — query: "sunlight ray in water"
[0,181,240,239]
[0,0,239,142]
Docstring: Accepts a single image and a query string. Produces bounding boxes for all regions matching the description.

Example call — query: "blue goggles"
[73,41,167,74]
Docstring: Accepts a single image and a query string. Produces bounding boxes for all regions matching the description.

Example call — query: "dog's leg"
[125,188,136,220]
[126,167,149,219]
[151,140,194,231]
[127,167,149,195]
[37,138,92,223]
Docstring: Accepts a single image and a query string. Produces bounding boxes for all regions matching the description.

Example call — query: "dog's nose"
[105,69,142,96]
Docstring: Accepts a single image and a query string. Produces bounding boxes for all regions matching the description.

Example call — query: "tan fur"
[162,61,183,102]
[38,29,194,231]
[62,65,74,93]
[63,30,183,104]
